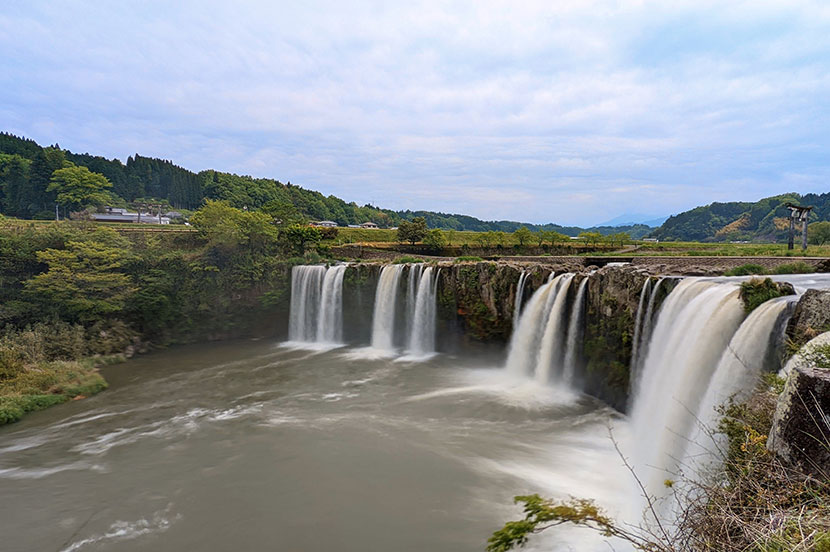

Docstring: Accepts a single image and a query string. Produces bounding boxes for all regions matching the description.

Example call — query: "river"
[0,341,630,552]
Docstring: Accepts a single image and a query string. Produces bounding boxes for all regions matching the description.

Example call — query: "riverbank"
[0,355,121,424]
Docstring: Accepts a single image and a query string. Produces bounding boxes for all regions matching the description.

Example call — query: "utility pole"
[786,203,813,251]
[55,203,59,221]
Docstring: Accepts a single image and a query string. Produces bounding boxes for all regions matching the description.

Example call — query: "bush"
[725,263,767,276]
[739,277,794,313]
[318,227,339,240]
[454,256,483,262]
[392,256,424,264]
[771,262,815,274]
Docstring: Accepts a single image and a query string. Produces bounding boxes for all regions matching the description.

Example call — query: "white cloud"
[0,0,828,224]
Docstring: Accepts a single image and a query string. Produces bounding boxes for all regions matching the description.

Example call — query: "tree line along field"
[4,216,830,257]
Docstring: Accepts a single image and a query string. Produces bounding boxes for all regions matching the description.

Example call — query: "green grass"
[725,263,767,276]
[455,256,484,262]
[0,357,112,425]
[392,256,424,264]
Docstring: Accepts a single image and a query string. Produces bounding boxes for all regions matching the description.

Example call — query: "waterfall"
[405,264,424,339]
[505,274,573,380]
[316,265,347,343]
[562,276,589,385]
[629,278,747,504]
[288,266,326,342]
[639,278,664,360]
[371,264,405,351]
[288,265,347,344]
[535,274,574,383]
[681,297,793,477]
[407,266,438,356]
[513,271,529,328]
[629,278,652,377]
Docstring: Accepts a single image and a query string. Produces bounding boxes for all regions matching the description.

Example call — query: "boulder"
[768,332,830,477]
[785,289,830,349]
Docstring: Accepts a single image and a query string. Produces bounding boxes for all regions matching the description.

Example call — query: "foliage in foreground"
[725,262,816,277]
[738,278,794,313]
[488,376,830,551]
[0,357,110,425]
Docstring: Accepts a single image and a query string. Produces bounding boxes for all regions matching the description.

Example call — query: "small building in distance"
[346,224,361,228]
[360,221,379,229]
[310,220,338,228]
[92,207,170,224]
[641,238,659,243]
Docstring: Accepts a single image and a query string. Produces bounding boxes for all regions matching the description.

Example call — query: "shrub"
[392,256,424,264]
[738,277,795,313]
[771,262,815,274]
[318,227,339,240]
[454,256,483,262]
[725,263,767,276]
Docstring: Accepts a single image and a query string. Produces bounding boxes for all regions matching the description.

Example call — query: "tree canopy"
[48,165,113,212]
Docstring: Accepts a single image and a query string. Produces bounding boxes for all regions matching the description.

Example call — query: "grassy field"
[3,218,829,257]
[624,241,830,257]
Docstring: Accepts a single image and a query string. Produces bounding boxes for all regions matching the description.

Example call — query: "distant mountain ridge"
[596,213,668,228]
[0,132,654,238]
[651,193,830,242]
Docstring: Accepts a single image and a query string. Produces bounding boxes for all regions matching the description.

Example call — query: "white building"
[92,207,170,224]
[360,221,379,229]
[310,220,338,228]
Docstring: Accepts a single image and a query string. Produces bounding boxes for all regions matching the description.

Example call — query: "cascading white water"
[405,264,424,339]
[535,274,574,383]
[562,276,589,385]
[639,279,664,360]
[371,264,405,351]
[288,265,347,344]
[680,297,793,478]
[505,273,574,380]
[316,265,347,343]
[629,278,747,505]
[407,266,438,356]
[513,271,529,327]
[629,278,652,377]
[288,265,326,342]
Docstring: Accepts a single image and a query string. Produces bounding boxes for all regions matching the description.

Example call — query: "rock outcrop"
[785,289,830,350]
[768,360,830,478]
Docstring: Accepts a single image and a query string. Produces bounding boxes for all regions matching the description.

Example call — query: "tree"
[280,224,322,255]
[397,217,428,245]
[513,226,533,247]
[578,231,602,246]
[548,232,569,246]
[808,221,830,245]
[24,229,135,322]
[48,165,112,213]
[610,232,630,247]
[260,200,306,227]
[476,231,494,248]
[423,229,447,251]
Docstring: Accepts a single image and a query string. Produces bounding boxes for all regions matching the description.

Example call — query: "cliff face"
[338,261,665,411]
[580,267,647,410]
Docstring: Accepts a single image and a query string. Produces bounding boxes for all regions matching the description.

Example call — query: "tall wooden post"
[788,216,795,250]
[802,216,809,251]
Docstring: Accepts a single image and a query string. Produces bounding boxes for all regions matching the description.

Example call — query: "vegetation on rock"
[738,278,795,313]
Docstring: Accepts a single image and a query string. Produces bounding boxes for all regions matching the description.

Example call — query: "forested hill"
[652,193,830,242]
[0,132,653,237]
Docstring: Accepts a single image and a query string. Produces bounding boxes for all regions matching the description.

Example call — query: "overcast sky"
[2,1,829,225]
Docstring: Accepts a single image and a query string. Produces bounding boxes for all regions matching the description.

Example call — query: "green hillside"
[653,193,830,242]
[0,132,653,237]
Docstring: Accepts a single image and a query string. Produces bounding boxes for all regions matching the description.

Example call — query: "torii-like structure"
[785,203,812,251]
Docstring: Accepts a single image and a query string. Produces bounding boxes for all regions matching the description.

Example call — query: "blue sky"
[1,1,829,226]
